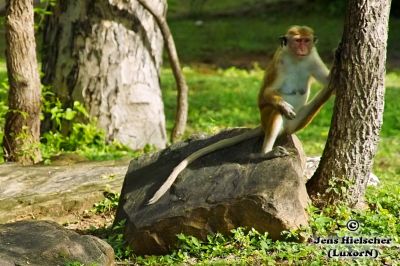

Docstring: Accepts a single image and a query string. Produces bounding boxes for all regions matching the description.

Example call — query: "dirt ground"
[63,209,115,232]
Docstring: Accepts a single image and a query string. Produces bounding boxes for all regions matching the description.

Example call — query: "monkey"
[256,25,331,157]
[147,25,333,205]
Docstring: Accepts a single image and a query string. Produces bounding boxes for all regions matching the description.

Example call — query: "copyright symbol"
[346,220,359,231]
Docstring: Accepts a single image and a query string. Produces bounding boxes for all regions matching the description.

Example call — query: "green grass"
[166,2,400,70]
[162,67,261,134]
[168,15,344,65]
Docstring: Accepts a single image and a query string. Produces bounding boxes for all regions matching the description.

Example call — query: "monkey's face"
[288,35,314,58]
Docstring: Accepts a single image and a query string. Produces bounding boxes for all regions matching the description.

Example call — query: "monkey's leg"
[250,108,289,159]
[261,115,283,153]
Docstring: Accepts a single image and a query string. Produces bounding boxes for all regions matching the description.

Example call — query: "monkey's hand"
[278,101,296,120]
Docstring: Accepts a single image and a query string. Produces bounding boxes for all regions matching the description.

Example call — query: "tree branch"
[137,0,188,143]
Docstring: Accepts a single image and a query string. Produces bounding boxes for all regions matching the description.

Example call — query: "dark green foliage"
[308,0,346,16]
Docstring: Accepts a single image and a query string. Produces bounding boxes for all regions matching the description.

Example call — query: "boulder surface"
[0,220,114,266]
[115,128,309,255]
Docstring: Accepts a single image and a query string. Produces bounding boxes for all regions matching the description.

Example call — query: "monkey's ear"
[279,36,287,47]
[313,36,319,44]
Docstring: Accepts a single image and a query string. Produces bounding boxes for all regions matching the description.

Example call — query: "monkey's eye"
[295,38,311,44]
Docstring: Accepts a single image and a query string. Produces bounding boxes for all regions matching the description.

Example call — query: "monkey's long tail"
[147,127,264,204]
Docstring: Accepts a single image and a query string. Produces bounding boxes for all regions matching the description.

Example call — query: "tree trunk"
[42,0,167,150]
[3,0,42,164]
[307,0,391,207]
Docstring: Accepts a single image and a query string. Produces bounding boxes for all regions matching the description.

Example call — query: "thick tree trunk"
[307,0,391,207]
[42,0,167,149]
[3,0,42,164]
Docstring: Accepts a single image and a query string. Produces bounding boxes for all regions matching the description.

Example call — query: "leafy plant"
[106,220,134,261]
[91,192,120,214]
[0,79,8,162]
[114,191,398,265]
[40,89,137,162]
[34,0,57,31]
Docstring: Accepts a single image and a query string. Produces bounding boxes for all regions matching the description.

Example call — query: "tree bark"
[3,0,42,164]
[42,0,167,150]
[307,0,392,207]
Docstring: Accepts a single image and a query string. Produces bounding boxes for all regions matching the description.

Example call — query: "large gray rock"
[0,220,114,266]
[115,128,309,255]
[0,158,129,224]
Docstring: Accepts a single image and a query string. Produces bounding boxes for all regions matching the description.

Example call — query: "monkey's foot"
[249,146,290,160]
[268,146,290,158]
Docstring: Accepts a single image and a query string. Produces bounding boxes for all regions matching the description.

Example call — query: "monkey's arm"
[310,50,330,86]
[259,86,296,120]
[285,85,332,134]
[285,68,334,134]
[259,56,297,120]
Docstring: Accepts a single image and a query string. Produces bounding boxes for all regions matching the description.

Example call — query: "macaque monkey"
[148,25,332,204]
